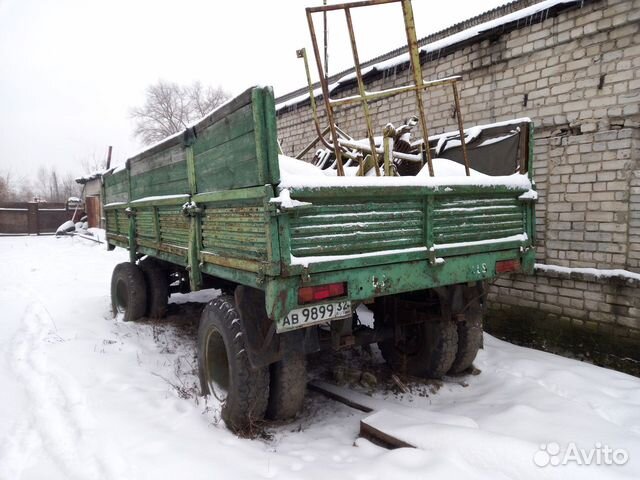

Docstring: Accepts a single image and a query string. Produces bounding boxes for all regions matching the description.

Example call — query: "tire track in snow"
[0,297,128,480]
[0,417,42,480]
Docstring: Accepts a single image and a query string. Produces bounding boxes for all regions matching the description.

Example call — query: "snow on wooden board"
[433,233,529,250]
[0,236,638,479]
[290,246,428,267]
[277,155,532,190]
[269,189,313,209]
[129,194,190,204]
[535,263,640,283]
[428,117,531,141]
[309,381,478,428]
[103,201,128,208]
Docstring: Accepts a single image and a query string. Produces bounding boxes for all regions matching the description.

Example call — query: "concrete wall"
[275,0,640,374]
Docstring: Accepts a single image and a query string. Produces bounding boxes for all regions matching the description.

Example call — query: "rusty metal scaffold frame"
[301,0,471,177]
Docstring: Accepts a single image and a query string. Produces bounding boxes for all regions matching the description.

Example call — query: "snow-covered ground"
[0,236,638,480]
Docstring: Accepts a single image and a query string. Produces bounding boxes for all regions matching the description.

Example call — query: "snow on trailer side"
[274,120,536,273]
[264,121,536,330]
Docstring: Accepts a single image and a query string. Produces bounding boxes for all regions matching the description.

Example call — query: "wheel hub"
[204,329,230,403]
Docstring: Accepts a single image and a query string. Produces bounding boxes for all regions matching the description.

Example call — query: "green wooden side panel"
[431,194,525,245]
[194,130,259,192]
[193,102,254,156]
[101,86,280,282]
[135,209,157,241]
[116,210,129,234]
[127,132,189,201]
[194,185,279,278]
[281,186,532,275]
[103,169,129,204]
[105,209,121,234]
[158,205,189,248]
[289,198,425,257]
[105,210,117,232]
[197,187,274,275]
[201,203,268,260]
[129,163,190,200]
[104,207,130,249]
[103,170,129,245]
[124,203,190,263]
[192,87,279,194]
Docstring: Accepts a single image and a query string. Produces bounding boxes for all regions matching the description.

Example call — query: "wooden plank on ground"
[308,381,478,451]
[360,417,416,450]
[308,381,413,449]
[307,382,373,413]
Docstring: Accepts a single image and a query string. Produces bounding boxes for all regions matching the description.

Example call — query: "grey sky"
[0,0,508,180]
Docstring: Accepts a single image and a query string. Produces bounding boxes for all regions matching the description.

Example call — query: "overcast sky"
[0,0,509,180]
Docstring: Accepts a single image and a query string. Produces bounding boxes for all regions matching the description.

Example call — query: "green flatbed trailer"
[104,85,536,431]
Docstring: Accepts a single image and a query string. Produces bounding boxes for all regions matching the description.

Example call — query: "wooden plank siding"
[198,193,273,274]
[102,86,281,288]
[129,143,189,200]
[103,169,129,205]
[192,89,278,193]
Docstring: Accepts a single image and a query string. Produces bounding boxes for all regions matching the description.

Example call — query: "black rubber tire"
[140,260,169,319]
[448,288,484,375]
[111,262,147,322]
[375,294,458,379]
[197,295,269,432]
[266,350,307,421]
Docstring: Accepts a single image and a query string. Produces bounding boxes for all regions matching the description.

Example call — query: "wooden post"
[27,202,38,235]
[106,146,113,169]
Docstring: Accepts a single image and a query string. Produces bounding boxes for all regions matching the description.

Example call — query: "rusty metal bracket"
[303,0,471,177]
[181,201,203,217]
[301,266,311,283]
[256,264,267,285]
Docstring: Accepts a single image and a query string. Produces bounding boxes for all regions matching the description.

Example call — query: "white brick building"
[275,0,640,374]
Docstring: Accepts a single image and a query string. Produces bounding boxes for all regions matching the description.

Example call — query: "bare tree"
[187,81,229,118]
[60,172,81,200]
[130,80,231,145]
[80,151,108,175]
[35,166,49,200]
[33,166,81,202]
[0,170,11,202]
[16,178,34,202]
[0,170,37,202]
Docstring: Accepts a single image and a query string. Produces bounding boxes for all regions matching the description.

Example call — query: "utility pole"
[106,146,112,170]
[323,0,328,79]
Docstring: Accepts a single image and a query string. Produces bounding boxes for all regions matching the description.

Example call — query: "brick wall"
[275,0,640,374]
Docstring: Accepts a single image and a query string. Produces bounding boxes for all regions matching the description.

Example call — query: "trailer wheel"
[266,350,307,421]
[375,294,458,379]
[197,296,269,432]
[448,287,483,374]
[111,262,147,322]
[140,260,169,319]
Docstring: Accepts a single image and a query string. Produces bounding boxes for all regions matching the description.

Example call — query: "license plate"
[281,300,352,330]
